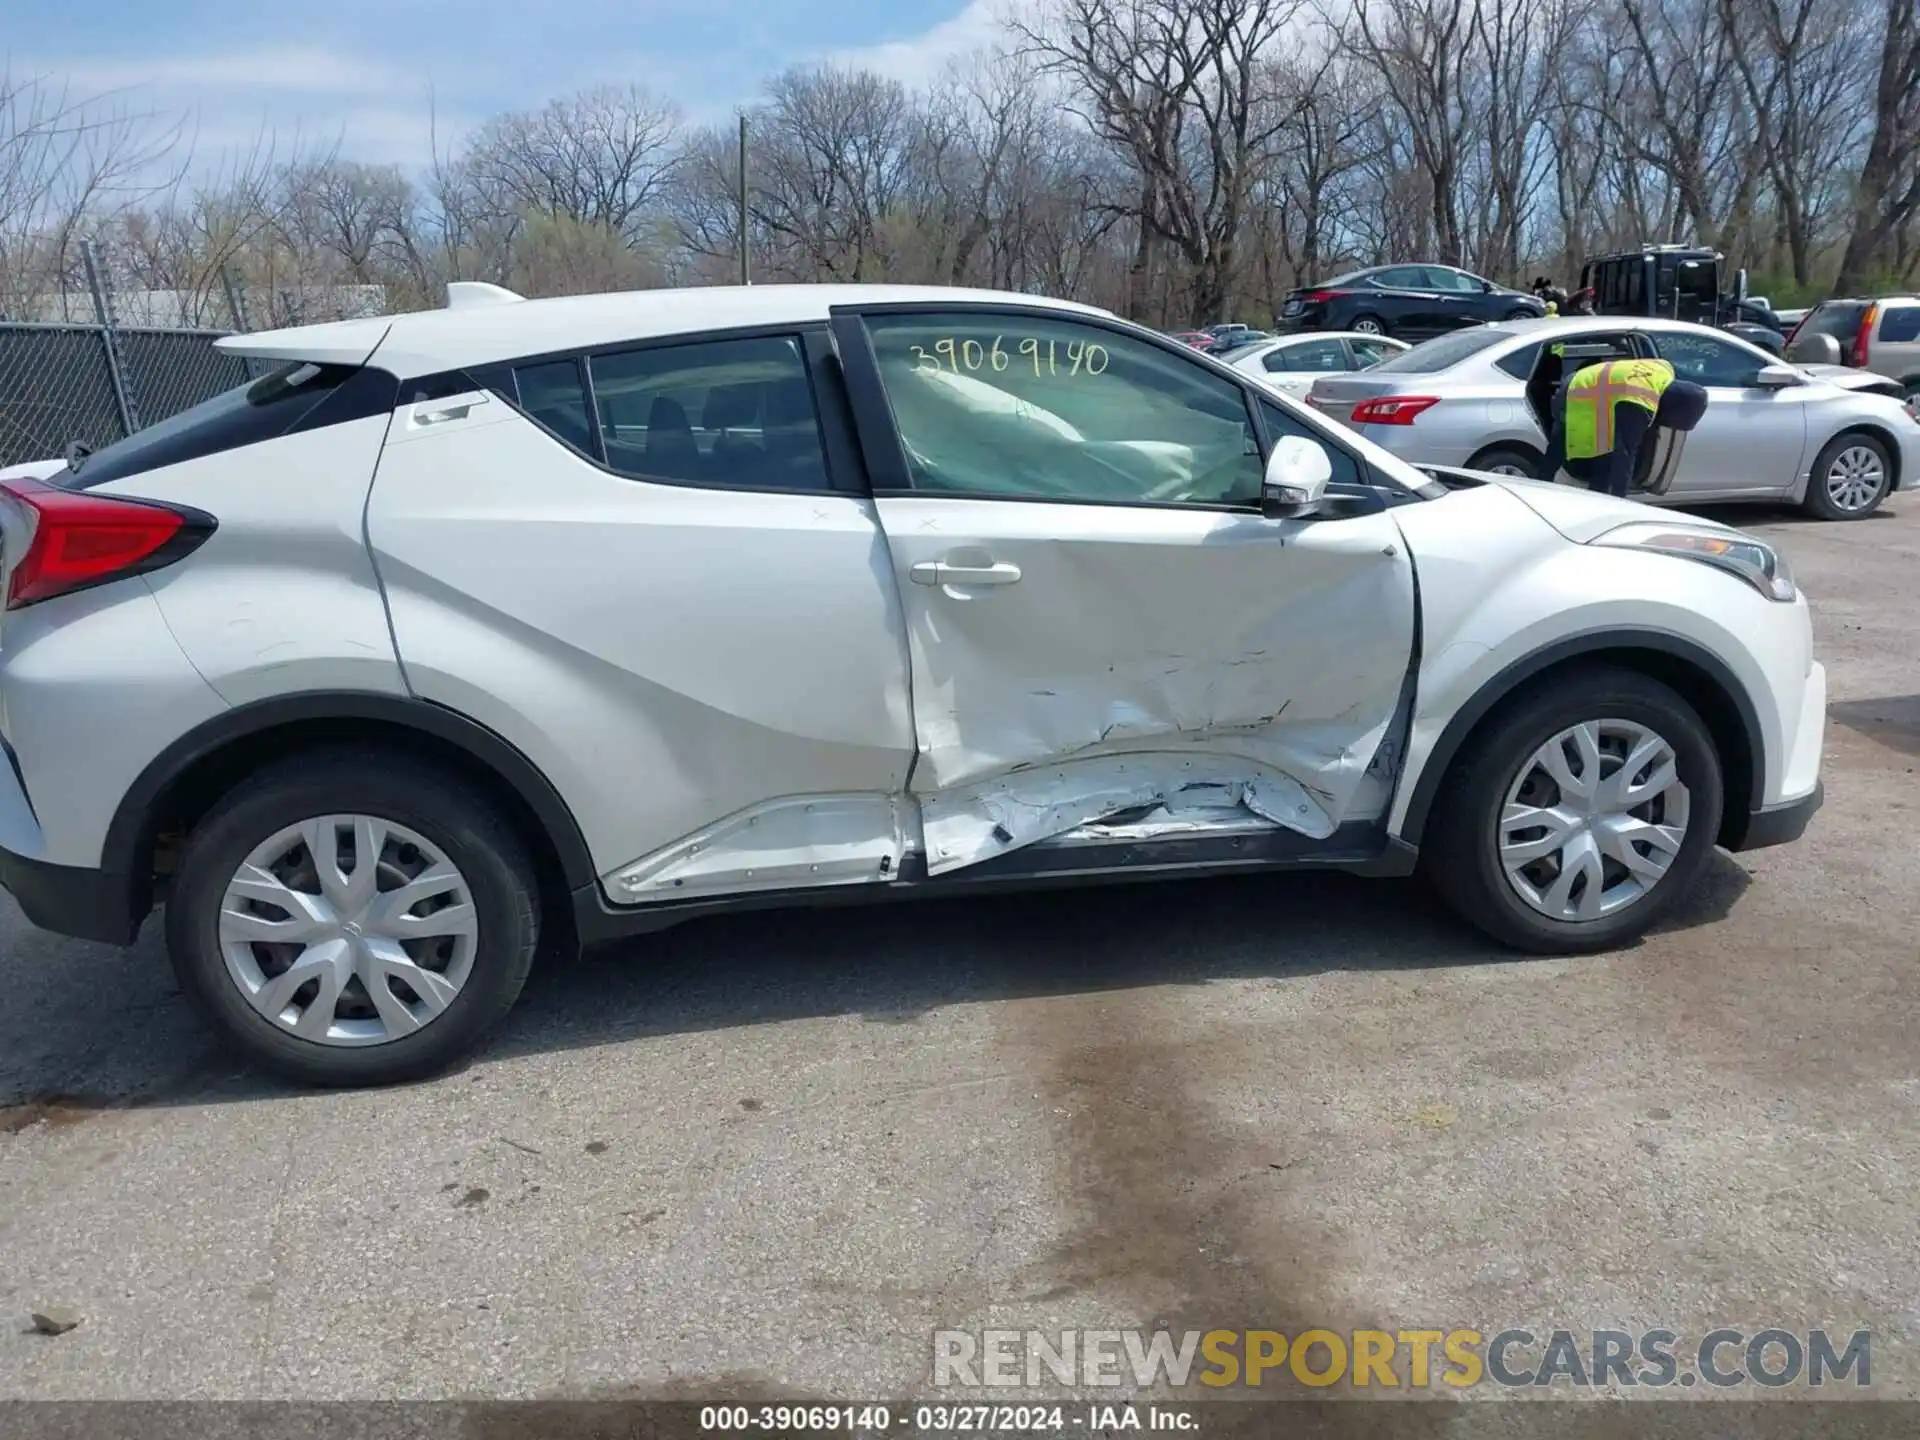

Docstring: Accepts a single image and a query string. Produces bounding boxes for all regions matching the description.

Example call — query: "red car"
[1166,330,1218,350]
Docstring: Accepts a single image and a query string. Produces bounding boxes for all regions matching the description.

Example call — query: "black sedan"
[1278,264,1546,339]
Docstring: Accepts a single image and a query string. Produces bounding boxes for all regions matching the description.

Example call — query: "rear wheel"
[1803,431,1891,520]
[1350,314,1389,337]
[1466,444,1542,479]
[165,751,539,1087]
[1426,667,1723,954]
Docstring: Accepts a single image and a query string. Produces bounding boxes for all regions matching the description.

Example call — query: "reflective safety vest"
[1564,358,1675,460]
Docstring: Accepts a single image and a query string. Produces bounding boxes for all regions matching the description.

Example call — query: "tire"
[1502,307,1537,321]
[1802,430,1892,520]
[1425,666,1723,955]
[165,750,539,1087]
[1466,444,1543,479]
[1350,314,1389,337]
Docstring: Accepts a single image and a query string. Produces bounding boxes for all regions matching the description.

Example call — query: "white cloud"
[818,0,1008,89]
[54,46,415,97]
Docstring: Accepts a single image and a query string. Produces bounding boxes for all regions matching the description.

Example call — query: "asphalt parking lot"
[0,497,1915,1406]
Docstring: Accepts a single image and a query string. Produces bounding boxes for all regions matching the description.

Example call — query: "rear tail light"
[1302,290,1347,304]
[0,477,214,610]
[1851,305,1878,369]
[1350,395,1440,425]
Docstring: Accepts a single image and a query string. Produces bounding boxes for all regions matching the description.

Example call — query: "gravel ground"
[0,497,1914,1407]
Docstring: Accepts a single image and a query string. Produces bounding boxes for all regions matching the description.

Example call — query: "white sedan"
[1220,331,1410,396]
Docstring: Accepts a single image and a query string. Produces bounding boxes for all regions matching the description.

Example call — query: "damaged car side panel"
[871,495,1419,874]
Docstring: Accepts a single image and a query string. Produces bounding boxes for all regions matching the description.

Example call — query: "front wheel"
[165,751,540,1087]
[1426,667,1723,954]
[1803,431,1892,520]
[1503,307,1537,321]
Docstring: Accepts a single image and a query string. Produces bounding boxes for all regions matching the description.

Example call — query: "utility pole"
[738,114,750,286]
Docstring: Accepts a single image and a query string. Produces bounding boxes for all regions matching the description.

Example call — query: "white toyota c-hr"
[0,283,1825,1086]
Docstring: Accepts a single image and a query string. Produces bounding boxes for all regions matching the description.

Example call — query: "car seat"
[641,396,701,481]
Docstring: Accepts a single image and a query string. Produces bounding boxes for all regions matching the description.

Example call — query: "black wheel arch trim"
[103,691,598,904]
[1395,627,1768,847]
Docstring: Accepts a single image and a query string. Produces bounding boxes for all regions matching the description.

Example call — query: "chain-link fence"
[0,322,251,470]
[0,242,258,470]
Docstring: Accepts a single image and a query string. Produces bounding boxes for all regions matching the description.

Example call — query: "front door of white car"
[832,306,1419,875]
[1646,330,1812,498]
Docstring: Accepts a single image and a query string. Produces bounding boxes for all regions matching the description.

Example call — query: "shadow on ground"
[1830,694,1920,758]
[0,849,1752,1117]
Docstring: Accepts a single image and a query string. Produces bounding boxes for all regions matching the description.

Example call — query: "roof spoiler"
[446,282,525,310]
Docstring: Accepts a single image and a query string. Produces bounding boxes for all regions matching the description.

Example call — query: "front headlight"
[1589,521,1797,601]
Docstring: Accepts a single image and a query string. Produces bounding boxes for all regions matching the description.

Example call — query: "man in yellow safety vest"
[1535,355,1708,497]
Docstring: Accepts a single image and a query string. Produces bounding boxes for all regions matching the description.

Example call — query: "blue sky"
[8,0,999,169]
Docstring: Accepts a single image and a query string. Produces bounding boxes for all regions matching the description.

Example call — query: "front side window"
[1651,332,1764,388]
[864,312,1262,507]
[1266,339,1348,374]
[586,335,830,492]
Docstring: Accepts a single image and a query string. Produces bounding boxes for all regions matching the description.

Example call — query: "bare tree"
[0,68,185,319]
[461,85,682,242]
[1016,0,1308,323]
[1835,0,1920,292]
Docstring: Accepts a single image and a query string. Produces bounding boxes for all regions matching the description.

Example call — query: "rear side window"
[589,336,831,492]
[55,361,389,489]
[513,359,597,456]
[1877,306,1920,344]
[1495,341,1544,380]
[1266,339,1347,373]
[1369,328,1504,373]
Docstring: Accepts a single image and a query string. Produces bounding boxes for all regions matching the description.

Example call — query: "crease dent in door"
[911,545,1416,875]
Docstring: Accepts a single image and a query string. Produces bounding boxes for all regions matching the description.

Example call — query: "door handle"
[909,560,1023,587]
[410,392,491,426]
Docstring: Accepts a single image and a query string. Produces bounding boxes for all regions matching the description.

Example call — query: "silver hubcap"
[1825,446,1885,511]
[1498,719,1691,923]
[218,816,477,1047]
[1487,461,1530,476]
[1354,319,1383,334]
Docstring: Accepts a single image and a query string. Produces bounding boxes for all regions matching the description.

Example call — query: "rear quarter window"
[53,361,395,489]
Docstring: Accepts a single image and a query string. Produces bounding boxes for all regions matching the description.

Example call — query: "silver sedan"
[1217,331,1408,398]
[1305,317,1920,519]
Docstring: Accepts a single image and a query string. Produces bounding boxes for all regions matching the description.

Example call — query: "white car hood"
[1799,363,1899,394]
[1420,466,1738,544]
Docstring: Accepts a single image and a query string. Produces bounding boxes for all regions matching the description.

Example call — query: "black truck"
[1575,245,1786,355]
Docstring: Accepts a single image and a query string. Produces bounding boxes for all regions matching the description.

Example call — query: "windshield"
[1367,328,1509,374]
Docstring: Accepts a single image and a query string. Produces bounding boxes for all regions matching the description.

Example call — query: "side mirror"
[1261,435,1333,519]
[1753,363,1803,389]
[1481,278,1494,293]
